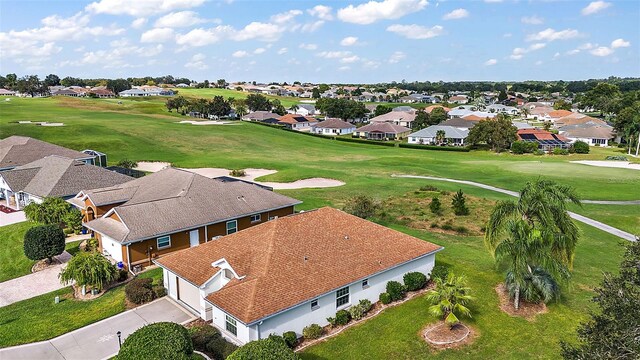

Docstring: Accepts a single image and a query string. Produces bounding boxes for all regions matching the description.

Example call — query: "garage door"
[177,277,200,313]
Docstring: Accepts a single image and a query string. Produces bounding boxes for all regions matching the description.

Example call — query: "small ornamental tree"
[63,207,83,234]
[117,322,193,360]
[429,197,442,215]
[426,272,474,328]
[59,251,117,291]
[452,190,469,216]
[570,140,590,154]
[23,225,65,263]
[344,195,378,219]
[227,335,299,360]
[23,197,75,228]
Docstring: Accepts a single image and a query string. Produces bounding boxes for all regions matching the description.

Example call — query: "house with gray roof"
[311,118,356,135]
[559,124,615,146]
[369,111,416,128]
[354,122,411,140]
[408,125,469,146]
[0,136,96,171]
[72,168,301,272]
[0,156,132,210]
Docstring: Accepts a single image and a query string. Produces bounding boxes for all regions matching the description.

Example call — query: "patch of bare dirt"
[495,283,547,320]
[31,257,64,273]
[422,322,477,351]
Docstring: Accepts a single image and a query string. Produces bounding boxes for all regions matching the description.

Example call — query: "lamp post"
[117,331,122,348]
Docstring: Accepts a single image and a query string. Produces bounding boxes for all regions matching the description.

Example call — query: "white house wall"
[101,235,124,263]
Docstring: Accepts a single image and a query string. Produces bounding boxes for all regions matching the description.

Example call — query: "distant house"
[51,89,79,97]
[369,111,416,128]
[242,111,281,122]
[89,88,115,98]
[424,105,450,114]
[440,118,479,130]
[408,125,469,146]
[517,129,570,151]
[290,104,317,116]
[277,114,317,130]
[0,136,97,171]
[155,207,442,345]
[311,118,356,136]
[0,89,16,96]
[449,95,469,104]
[559,125,614,146]
[0,156,131,210]
[175,83,189,88]
[119,89,148,97]
[354,122,411,140]
[71,168,301,272]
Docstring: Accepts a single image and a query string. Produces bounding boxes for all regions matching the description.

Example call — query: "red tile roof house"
[517,129,570,151]
[277,114,318,131]
[155,207,442,345]
[71,168,301,272]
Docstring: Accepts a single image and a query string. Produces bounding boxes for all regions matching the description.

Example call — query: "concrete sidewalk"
[0,210,26,227]
[0,251,72,307]
[0,297,195,360]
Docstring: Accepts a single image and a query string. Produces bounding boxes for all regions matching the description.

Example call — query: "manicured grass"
[177,88,301,107]
[0,222,32,283]
[571,203,640,235]
[0,267,163,348]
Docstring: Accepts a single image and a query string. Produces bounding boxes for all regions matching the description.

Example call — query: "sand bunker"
[571,160,640,171]
[178,120,236,125]
[134,162,344,189]
[17,121,64,126]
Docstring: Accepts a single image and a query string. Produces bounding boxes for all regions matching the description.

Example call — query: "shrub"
[358,298,372,313]
[206,336,238,359]
[441,223,454,231]
[189,325,220,351]
[227,336,298,360]
[404,272,428,291]
[343,195,378,219]
[63,207,83,233]
[534,149,545,156]
[117,269,129,282]
[63,228,74,235]
[379,292,392,304]
[23,224,65,262]
[429,197,442,215]
[326,316,337,327]
[335,309,351,326]
[430,222,438,228]
[553,148,569,155]
[430,265,450,281]
[570,140,590,154]
[116,159,138,169]
[398,143,470,152]
[282,331,298,348]
[452,189,469,216]
[229,169,246,177]
[23,197,72,226]
[511,140,538,154]
[302,324,324,339]
[348,299,373,321]
[59,251,118,291]
[386,281,406,301]
[153,286,167,298]
[125,278,154,304]
[116,322,193,360]
[420,185,439,191]
[455,225,469,234]
[85,238,99,252]
[605,155,628,161]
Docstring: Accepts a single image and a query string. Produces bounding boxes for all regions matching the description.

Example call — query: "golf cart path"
[392,174,637,242]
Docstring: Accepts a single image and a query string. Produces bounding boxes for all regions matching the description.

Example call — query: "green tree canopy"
[59,252,117,291]
[227,336,299,360]
[426,272,474,327]
[24,225,65,263]
[116,322,193,360]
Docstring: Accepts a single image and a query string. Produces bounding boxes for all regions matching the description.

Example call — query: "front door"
[189,229,199,247]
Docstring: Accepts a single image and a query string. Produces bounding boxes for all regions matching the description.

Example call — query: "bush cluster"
[553,148,569,155]
[227,335,298,360]
[379,292,392,304]
[189,325,237,359]
[125,278,154,304]
[386,281,407,301]
[302,324,324,339]
[511,140,539,154]
[605,155,628,161]
[398,143,470,152]
[282,331,298,349]
[403,272,427,291]
[429,197,442,215]
[570,140,590,154]
[452,189,470,216]
[116,322,193,360]
[430,265,450,281]
[344,195,378,219]
[348,299,373,321]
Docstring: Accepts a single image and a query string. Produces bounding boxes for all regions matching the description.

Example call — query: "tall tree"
[373,105,392,117]
[107,78,131,94]
[208,96,232,117]
[311,88,321,99]
[466,115,517,152]
[429,107,448,124]
[44,74,60,87]
[413,109,429,129]
[245,93,271,111]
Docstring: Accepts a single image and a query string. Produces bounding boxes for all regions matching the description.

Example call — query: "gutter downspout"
[257,321,263,340]
[205,225,208,243]
[126,244,133,275]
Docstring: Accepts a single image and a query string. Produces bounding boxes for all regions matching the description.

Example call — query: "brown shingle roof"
[369,111,416,123]
[313,118,355,129]
[155,207,442,324]
[357,122,411,134]
[0,136,92,169]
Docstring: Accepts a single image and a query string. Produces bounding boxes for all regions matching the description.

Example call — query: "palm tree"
[426,273,474,327]
[485,179,580,309]
[435,130,446,145]
[289,104,299,113]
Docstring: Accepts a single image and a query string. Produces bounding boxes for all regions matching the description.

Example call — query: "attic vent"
[344,235,349,240]
[304,256,308,262]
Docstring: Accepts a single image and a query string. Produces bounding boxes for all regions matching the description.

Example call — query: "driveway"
[0,210,26,227]
[0,252,71,307]
[0,297,195,360]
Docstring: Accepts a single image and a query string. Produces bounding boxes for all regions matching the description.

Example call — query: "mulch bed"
[422,322,477,350]
[0,204,16,213]
[31,258,64,273]
[495,283,547,320]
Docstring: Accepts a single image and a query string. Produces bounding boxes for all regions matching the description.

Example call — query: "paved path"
[0,297,195,360]
[0,210,26,227]
[392,174,637,242]
[0,252,71,307]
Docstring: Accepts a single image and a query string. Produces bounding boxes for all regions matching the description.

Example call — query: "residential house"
[89,88,116,98]
[0,136,97,171]
[354,122,411,140]
[72,168,301,272]
[440,118,479,130]
[424,105,450,114]
[51,89,79,97]
[449,95,469,104]
[0,156,131,210]
[290,104,317,116]
[119,89,148,97]
[242,111,280,122]
[0,89,16,96]
[369,111,416,128]
[408,125,469,146]
[311,118,356,136]
[155,207,442,345]
[517,129,570,151]
[559,124,614,146]
[486,104,519,115]
[277,114,317,131]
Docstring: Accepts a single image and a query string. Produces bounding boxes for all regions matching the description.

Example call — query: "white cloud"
[566,49,580,55]
[175,27,232,47]
[340,36,358,46]
[6,12,124,43]
[233,22,283,42]
[140,27,175,42]
[484,58,497,66]
[510,43,546,60]
[338,66,350,71]
[299,43,318,50]
[308,5,333,20]
[526,28,580,42]
[579,43,596,50]
[154,11,208,28]
[337,0,428,25]
[581,1,611,16]
[270,10,302,24]
[341,55,360,63]
[535,60,543,65]
[232,50,249,58]
[443,8,469,20]
[86,0,205,16]
[253,47,266,54]
[175,21,284,48]
[590,46,614,57]
[521,15,543,25]
[185,53,208,69]
[386,24,444,39]
[611,38,630,48]
[277,47,288,55]
[317,50,351,58]
[300,20,325,32]
[131,18,148,29]
[388,50,406,63]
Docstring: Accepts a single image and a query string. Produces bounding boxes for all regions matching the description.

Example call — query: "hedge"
[398,143,470,152]
[335,137,396,147]
[116,322,193,360]
[227,336,298,360]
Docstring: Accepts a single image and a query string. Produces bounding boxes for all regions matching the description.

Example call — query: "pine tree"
[452,190,469,216]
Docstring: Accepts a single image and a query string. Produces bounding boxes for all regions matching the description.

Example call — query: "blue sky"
[0,0,638,83]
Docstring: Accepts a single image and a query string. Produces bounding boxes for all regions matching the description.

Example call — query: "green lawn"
[0,96,636,358]
[0,267,162,348]
[0,222,33,283]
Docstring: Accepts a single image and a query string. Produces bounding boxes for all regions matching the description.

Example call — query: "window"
[268,216,276,221]
[310,299,319,311]
[362,279,369,289]
[226,220,237,235]
[336,286,350,308]
[225,314,237,336]
[157,236,171,250]
[250,214,261,223]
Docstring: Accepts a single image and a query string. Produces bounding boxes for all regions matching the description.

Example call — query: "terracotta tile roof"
[517,129,569,142]
[461,114,483,121]
[424,105,450,114]
[277,114,315,124]
[548,110,573,118]
[155,207,442,324]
